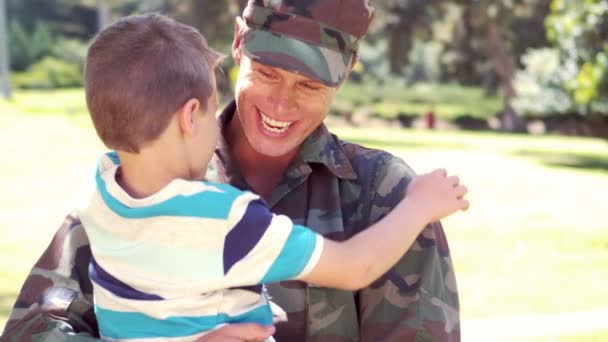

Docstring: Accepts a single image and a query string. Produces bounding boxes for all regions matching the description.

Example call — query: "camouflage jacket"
[1,101,460,342]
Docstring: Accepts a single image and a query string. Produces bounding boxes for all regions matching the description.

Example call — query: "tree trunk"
[486,22,524,131]
[388,15,413,75]
[0,0,10,99]
[454,5,477,84]
[96,0,110,32]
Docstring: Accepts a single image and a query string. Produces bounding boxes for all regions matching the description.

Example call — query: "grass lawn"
[333,127,608,319]
[334,82,502,120]
[1,90,607,340]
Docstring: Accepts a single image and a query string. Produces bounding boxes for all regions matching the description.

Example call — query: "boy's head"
[85,13,223,153]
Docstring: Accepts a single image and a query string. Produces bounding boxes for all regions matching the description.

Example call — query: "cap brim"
[241,28,353,87]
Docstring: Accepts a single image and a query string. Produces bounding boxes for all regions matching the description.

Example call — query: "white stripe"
[94,284,270,320]
[93,284,219,318]
[223,215,293,287]
[217,290,268,317]
[79,193,227,288]
[296,233,324,278]
[82,192,226,246]
[225,191,260,228]
[108,329,212,342]
[90,254,226,298]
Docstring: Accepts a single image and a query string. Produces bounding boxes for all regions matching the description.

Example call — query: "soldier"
[2,1,462,341]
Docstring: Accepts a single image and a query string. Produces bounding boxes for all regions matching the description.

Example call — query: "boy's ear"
[232,17,245,65]
[178,98,201,136]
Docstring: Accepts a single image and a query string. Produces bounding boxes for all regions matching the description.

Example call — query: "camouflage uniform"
[1,102,460,341]
[2,1,460,340]
[239,0,374,86]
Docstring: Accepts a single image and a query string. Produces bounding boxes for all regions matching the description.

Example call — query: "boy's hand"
[405,168,469,222]
[195,324,275,341]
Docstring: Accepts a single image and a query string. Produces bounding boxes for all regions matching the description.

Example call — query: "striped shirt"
[78,152,324,341]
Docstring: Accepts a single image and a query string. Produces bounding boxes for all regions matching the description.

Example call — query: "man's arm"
[1,213,100,341]
[356,157,461,342]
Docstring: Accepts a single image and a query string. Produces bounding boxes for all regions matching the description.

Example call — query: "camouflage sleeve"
[1,213,100,341]
[356,155,461,342]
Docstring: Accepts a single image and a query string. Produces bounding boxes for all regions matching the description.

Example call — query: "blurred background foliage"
[2,0,607,136]
[1,1,607,339]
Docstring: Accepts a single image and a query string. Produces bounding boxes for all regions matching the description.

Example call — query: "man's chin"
[252,140,298,158]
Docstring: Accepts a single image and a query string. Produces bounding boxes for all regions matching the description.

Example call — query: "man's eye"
[259,70,275,79]
[302,83,321,91]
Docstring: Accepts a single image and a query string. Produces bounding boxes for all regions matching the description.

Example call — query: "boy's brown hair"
[85,14,223,153]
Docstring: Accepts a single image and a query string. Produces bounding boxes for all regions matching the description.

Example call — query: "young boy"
[79,13,469,341]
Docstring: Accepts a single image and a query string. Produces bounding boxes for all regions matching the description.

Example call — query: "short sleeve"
[222,191,324,288]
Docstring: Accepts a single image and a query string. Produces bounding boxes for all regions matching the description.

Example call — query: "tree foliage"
[545,0,608,114]
[5,0,607,122]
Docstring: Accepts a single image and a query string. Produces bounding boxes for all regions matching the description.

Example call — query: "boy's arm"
[356,157,462,342]
[1,213,101,341]
[222,171,465,291]
[300,169,467,290]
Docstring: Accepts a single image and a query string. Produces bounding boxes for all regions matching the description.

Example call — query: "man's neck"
[227,114,297,201]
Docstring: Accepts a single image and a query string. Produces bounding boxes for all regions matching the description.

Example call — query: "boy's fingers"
[448,175,460,187]
[454,185,468,198]
[459,199,470,211]
[196,324,275,341]
[434,168,448,177]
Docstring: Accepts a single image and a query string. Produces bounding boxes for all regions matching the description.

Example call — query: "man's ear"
[350,53,359,71]
[232,17,246,65]
[178,98,201,136]
[338,53,360,87]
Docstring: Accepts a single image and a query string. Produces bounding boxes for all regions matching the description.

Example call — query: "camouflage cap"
[241,0,374,87]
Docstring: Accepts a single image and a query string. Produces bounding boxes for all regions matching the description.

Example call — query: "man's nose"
[269,83,297,114]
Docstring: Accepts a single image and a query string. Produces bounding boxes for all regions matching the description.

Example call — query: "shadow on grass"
[514,149,608,173]
[343,137,465,151]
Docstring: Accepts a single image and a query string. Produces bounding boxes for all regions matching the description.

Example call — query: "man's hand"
[195,324,276,342]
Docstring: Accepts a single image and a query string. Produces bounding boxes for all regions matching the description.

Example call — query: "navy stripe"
[223,199,272,274]
[89,257,163,300]
[231,285,263,294]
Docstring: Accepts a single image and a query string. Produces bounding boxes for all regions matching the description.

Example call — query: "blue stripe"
[89,257,163,301]
[106,151,120,164]
[223,199,272,274]
[260,224,317,283]
[95,153,241,219]
[96,302,273,339]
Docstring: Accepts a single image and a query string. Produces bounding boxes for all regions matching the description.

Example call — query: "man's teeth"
[260,112,293,133]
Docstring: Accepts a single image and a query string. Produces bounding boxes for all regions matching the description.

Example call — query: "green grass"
[334,82,502,120]
[3,88,88,116]
[1,90,607,339]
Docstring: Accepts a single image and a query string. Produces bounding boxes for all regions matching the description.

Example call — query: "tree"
[96,0,109,30]
[7,0,98,40]
[546,0,608,115]
[370,0,445,76]
[0,0,10,98]
[446,0,552,131]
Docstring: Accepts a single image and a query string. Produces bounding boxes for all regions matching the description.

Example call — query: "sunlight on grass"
[335,126,608,320]
[1,90,607,338]
[1,88,88,116]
